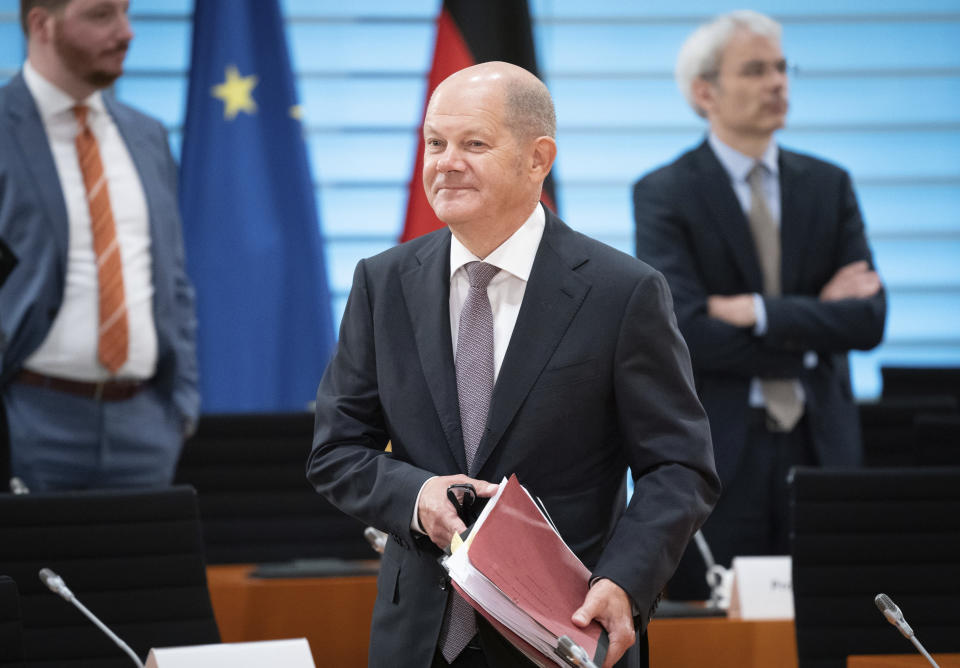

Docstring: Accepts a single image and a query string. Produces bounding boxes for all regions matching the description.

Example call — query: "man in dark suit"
[308,61,720,667]
[0,0,198,492]
[633,10,886,600]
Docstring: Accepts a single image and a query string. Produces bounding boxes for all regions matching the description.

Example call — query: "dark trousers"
[431,617,649,667]
[666,411,815,600]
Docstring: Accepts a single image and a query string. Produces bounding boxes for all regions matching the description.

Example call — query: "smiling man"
[0,0,198,491]
[633,10,886,599]
[309,62,719,667]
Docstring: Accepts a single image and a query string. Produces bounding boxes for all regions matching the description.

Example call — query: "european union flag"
[180,0,334,413]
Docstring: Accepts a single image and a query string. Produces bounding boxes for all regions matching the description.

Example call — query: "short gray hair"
[503,75,556,141]
[675,10,782,117]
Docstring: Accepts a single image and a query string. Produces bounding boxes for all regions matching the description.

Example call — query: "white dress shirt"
[21,61,157,382]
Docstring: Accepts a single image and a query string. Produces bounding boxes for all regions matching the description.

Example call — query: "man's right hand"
[820,261,882,301]
[417,475,499,550]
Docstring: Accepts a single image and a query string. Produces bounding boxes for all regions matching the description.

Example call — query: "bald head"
[429,62,556,143]
[421,61,557,258]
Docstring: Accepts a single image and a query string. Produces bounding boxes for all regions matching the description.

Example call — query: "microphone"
[874,593,940,668]
[38,569,145,668]
[693,530,731,608]
[364,526,387,554]
[9,477,30,494]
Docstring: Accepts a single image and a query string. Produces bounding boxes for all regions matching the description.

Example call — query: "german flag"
[400,0,557,242]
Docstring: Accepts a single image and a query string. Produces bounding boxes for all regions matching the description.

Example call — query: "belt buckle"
[94,380,106,401]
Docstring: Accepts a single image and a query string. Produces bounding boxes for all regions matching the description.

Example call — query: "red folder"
[445,474,607,666]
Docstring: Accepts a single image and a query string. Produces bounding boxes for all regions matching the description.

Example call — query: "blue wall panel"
[288,24,433,73]
[300,78,426,128]
[0,23,22,73]
[858,184,960,237]
[307,132,417,182]
[125,20,190,72]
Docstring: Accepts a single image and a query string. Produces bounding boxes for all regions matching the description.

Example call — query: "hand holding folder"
[442,475,610,668]
[417,475,498,550]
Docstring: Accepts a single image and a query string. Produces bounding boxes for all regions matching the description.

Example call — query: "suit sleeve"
[633,176,805,379]
[763,170,886,353]
[307,260,433,545]
[591,270,721,632]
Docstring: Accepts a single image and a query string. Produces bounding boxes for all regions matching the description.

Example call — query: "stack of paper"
[442,474,607,667]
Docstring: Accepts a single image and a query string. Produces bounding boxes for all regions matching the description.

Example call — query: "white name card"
[727,556,794,620]
[145,638,315,668]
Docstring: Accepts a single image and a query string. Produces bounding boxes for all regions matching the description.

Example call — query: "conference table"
[206,563,799,667]
[848,657,960,667]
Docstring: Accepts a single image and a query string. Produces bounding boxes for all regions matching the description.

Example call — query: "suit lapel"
[692,141,764,292]
[470,213,591,476]
[399,231,469,471]
[778,150,810,294]
[4,74,69,267]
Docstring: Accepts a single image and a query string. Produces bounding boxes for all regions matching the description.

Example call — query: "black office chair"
[0,575,23,667]
[790,467,960,668]
[914,414,960,466]
[881,366,960,407]
[174,413,370,563]
[858,396,957,467]
[0,486,220,667]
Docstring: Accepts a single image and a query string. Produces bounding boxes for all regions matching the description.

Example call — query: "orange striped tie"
[73,105,129,375]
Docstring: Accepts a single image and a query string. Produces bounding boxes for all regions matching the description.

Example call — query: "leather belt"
[15,369,146,401]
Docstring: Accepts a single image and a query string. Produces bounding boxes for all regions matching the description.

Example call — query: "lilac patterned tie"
[439,261,500,663]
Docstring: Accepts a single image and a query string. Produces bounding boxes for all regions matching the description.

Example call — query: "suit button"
[439,577,448,591]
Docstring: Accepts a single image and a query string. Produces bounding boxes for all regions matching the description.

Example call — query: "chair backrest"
[790,467,960,668]
[0,486,220,667]
[174,413,370,564]
[881,366,960,406]
[858,396,957,467]
[914,414,960,466]
[0,575,23,667]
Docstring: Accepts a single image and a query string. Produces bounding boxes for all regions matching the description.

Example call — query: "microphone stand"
[909,636,940,668]
[39,569,145,668]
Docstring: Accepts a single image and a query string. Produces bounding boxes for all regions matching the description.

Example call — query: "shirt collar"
[22,60,107,122]
[449,203,546,282]
[708,131,779,183]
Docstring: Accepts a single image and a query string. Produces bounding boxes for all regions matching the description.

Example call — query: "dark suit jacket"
[633,140,886,484]
[0,72,199,423]
[308,209,720,667]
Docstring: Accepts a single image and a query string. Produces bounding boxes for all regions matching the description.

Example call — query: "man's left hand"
[707,294,757,328]
[571,578,635,668]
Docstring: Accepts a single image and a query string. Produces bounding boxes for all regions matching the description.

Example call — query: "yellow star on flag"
[212,65,258,120]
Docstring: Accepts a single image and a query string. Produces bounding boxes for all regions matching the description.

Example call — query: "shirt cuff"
[410,476,435,534]
[752,293,767,336]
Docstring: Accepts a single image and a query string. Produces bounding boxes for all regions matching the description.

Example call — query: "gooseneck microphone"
[874,593,940,668]
[693,530,730,608]
[38,568,145,668]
